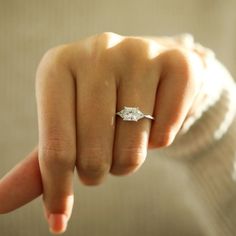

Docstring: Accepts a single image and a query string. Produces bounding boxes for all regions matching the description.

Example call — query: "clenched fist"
[0,32,213,234]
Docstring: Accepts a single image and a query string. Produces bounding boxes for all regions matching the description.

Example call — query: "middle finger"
[76,63,116,185]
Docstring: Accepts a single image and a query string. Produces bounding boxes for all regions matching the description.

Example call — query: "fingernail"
[48,214,68,234]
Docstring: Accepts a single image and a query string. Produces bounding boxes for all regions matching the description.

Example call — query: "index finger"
[36,46,76,234]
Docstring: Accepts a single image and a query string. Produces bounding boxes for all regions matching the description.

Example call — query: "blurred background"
[0,0,236,235]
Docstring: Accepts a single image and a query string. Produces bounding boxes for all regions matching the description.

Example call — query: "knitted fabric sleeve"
[156,56,236,236]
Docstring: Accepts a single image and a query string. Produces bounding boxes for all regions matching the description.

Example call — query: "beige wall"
[0,1,236,235]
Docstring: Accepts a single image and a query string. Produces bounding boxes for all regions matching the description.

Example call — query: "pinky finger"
[149,49,204,148]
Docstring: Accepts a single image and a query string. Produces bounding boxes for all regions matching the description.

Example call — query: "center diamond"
[118,107,144,121]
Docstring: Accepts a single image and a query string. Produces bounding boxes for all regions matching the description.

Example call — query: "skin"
[0,32,212,234]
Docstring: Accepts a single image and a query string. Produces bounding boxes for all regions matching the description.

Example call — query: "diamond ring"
[116,106,155,122]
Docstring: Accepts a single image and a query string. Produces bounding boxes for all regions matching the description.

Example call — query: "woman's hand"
[0,32,208,234]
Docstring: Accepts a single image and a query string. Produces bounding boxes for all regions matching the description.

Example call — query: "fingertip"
[48,214,68,235]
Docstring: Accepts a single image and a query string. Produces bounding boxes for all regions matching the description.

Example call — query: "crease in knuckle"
[115,147,147,170]
[150,131,175,148]
[78,149,110,176]
[40,139,75,168]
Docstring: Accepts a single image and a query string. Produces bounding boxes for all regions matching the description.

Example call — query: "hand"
[0,32,208,234]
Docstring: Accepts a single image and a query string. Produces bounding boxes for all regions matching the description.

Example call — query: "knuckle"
[164,48,191,78]
[40,139,75,168]
[78,149,110,176]
[92,32,153,75]
[35,45,72,99]
[98,31,120,41]
[114,147,146,171]
[80,160,110,176]
[36,45,70,78]
[41,45,70,67]
[119,37,156,72]
[93,32,123,63]
[163,48,203,93]
[95,31,122,54]
[122,37,149,58]
[149,131,175,148]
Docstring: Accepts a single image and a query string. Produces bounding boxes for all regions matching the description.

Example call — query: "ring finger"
[110,67,159,175]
